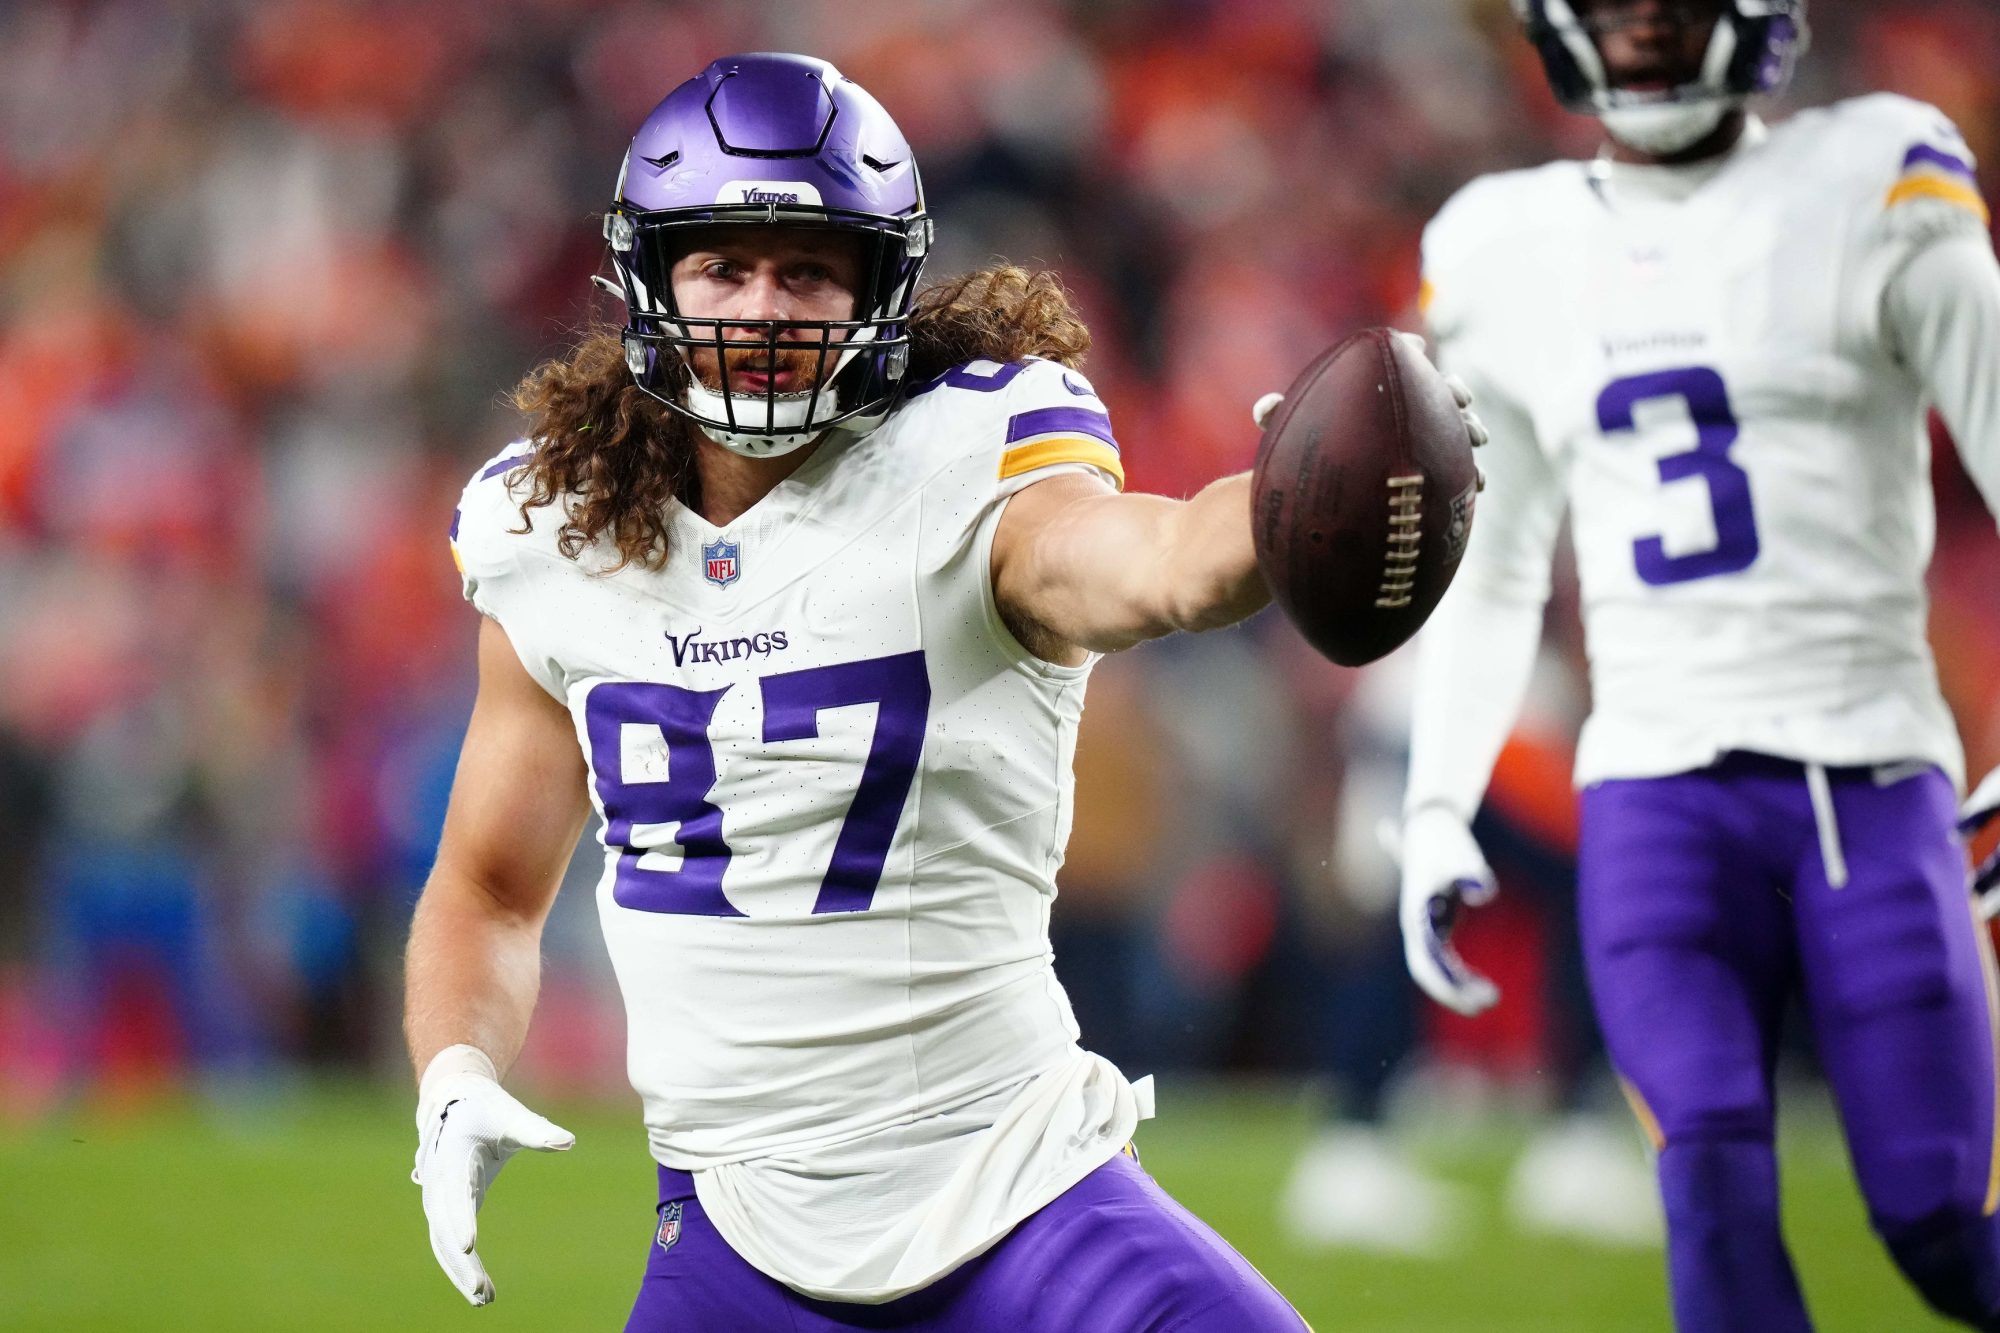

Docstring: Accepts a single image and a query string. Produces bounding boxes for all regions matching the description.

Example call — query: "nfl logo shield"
[656,1200,684,1253]
[702,538,740,588]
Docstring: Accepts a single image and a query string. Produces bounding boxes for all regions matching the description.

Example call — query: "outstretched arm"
[989,469,1268,662]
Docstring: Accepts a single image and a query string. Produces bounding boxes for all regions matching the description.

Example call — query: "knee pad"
[1880,1208,2000,1330]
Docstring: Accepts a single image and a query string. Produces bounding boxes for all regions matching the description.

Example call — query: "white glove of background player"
[1961,766,2000,918]
[1395,805,1501,1016]
[1252,332,1491,454]
[412,1044,574,1305]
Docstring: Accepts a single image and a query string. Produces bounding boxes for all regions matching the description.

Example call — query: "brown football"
[1251,328,1480,667]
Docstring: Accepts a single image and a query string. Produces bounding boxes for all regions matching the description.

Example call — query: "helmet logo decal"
[716,180,824,207]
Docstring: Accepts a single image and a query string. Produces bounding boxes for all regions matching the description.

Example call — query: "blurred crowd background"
[3,0,1998,1166]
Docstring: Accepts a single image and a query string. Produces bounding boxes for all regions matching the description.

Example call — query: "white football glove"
[411,1044,574,1306]
[1961,766,2000,919]
[1394,805,1501,1016]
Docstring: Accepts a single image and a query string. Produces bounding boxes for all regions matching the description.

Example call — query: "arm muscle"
[403,618,590,1080]
[991,471,1268,659]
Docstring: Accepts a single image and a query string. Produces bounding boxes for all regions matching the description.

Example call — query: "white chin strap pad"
[677,331,878,459]
[1600,99,1733,155]
[683,379,821,458]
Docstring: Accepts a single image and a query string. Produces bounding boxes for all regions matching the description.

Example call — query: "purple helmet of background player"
[1514,0,1809,155]
[603,52,932,457]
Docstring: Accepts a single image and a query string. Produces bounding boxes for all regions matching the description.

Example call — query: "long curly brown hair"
[508,264,1092,570]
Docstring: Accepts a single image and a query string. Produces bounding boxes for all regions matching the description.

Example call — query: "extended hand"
[1394,806,1501,1015]
[411,1045,575,1305]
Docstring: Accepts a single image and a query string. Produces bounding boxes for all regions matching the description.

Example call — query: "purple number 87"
[583,651,930,917]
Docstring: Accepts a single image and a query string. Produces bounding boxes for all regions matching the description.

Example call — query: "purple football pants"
[1580,752,2000,1331]
[623,1149,1307,1332]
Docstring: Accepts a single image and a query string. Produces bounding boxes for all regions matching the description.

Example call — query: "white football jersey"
[450,356,1150,1300]
[1423,94,1994,788]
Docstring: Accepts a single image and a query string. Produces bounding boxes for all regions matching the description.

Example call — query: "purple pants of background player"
[1581,752,2000,1331]
[623,1149,1307,1332]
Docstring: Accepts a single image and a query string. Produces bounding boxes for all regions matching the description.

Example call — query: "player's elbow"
[418,855,556,936]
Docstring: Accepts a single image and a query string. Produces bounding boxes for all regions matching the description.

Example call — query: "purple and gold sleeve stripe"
[999,406,1124,489]
[998,437,1126,489]
[480,451,533,480]
[1903,142,1977,180]
[1006,406,1116,447]
[1887,143,1989,223]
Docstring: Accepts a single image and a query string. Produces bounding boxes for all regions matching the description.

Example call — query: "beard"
[685,336,840,397]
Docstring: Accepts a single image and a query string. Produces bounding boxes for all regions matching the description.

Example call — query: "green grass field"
[0,1082,1958,1332]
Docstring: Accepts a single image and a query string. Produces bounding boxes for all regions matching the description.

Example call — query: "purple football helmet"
[605,53,932,456]
[1514,0,1808,153]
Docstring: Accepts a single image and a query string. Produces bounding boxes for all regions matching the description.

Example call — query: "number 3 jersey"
[1423,94,2000,788]
[449,356,1150,1302]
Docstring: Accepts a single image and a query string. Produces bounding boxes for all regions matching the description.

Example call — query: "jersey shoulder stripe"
[986,359,1124,492]
[479,449,535,481]
[998,404,1124,488]
[1005,404,1115,447]
[1818,93,1988,224]
[1885,138,1987,223]
[998,437,1124,488]
[1886,173,1989,224]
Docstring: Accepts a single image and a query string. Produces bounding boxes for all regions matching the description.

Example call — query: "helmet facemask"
[1515,0,1809,157]
[608,203,931,459]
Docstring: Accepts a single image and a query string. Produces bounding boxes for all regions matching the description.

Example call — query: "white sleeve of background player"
[1404,368,1561,822]
[1401,198,1566,823]
[1849,96,1993,352]
[1404,183,1565,821]
[1884,232,2000,527]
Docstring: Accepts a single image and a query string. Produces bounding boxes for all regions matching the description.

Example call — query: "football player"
[1399,0,2000,1328]
[402,52,1337,1330]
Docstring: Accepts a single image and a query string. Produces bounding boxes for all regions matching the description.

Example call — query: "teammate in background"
[398,51,1384,1330]
[1400,1,2000,1328]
